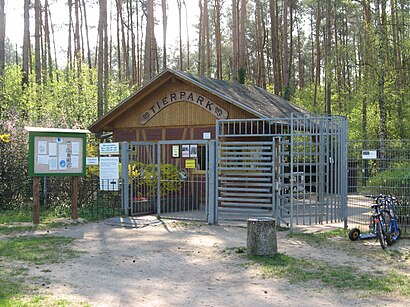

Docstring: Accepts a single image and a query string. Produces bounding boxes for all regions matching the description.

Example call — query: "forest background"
[0,0,409,209]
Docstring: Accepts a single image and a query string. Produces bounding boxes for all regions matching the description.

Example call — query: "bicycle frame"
[381,196,400,241]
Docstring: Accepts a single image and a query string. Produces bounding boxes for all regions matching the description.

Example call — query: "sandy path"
[28,218,410,307]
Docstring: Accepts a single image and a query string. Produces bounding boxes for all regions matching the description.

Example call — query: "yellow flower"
[0,134,11,143]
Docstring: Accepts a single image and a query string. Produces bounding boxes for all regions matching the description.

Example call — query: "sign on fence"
[99,156,119,191]
[362,150,377,160]
[99,142,120,155]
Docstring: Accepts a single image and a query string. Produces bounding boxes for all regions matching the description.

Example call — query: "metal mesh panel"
[347,140,410,233]
[157,141,209,222]
[124,141,210,222]
[216,115,348,228]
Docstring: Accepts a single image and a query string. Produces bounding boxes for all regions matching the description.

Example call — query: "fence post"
[121,142,129,216]
[208,140,217,224]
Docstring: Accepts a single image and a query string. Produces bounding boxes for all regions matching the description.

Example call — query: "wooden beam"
[33,177,40,225]
[71,176,78,220]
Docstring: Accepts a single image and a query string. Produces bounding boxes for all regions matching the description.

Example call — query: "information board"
[27,128,87,177]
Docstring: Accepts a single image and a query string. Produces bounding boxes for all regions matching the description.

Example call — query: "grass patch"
[0,266,30,301]
[288,228,349,244]
[0,236,77,265]
[3,296,92,307]
[247,252,410,296]
[0,235,80,305]
[0,209,86,235]
[0,211,33,224]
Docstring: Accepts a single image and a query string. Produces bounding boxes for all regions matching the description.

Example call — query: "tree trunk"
[81,0,92,69]
[44,0,53,80]
[313,0,321,112]
[361,0,372,140]
[177,0,182,70]
[130,0,137,85]
[282,0,290,98]
[184,0,190,70]
[232,0,238,82]
[103,0,109,114]
[296,21,304,89]
[205,0,211,76]
[115,0,122,80]
[199,0,205,75]
[49,10,59,79]
[215,0,222,79]
[255,0,266,88]
[269,0,281,94]
[74,0,81,71]
[67,0,73,71]
[143,0,157,82]
[162,0,167,70]
[97,0,107,118]
[23,0,31,85]
[247,217,278,256]
[0,0,5,80]
[376,0,387,170]
[238,0,246,83]
[34,0,42,84]
[324,0,332,114]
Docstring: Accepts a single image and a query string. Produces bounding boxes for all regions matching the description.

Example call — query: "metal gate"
[217,141,275,220]
[216,115,348,228]
[121,140,216,223]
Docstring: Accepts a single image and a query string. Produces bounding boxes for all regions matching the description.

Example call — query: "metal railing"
[347,140,410,233]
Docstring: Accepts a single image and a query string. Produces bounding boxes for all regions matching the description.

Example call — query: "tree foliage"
[0,0,409,208]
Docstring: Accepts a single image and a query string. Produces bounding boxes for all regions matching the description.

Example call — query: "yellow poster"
[185,159,196,169]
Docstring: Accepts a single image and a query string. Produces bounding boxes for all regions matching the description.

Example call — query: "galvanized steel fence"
[216,115,348,228]
[347,140,410,233]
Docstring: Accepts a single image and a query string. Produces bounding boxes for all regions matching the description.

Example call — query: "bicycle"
[380,195,401,245]
[348,195,391,249]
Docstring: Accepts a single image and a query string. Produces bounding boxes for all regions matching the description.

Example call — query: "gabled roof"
[89,68,310,132]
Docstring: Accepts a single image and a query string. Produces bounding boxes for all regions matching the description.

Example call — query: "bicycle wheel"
[377,222,387,249]
[381,212,394,245]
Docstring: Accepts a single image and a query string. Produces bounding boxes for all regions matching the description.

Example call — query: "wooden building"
[89,68,309,140]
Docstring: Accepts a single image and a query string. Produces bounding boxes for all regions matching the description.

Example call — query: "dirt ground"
[27,216,410,307]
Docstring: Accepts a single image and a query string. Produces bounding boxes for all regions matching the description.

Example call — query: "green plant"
[130,162,185,197]
[0,234,82,305]
[287,228,349,245]
[246,253,410,295]
[0,236,77,264]
[0,266,30,302]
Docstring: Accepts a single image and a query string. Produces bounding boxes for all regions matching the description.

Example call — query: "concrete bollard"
[247,217,278,256]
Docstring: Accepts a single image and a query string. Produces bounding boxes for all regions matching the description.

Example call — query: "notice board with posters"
[27,127,89,177]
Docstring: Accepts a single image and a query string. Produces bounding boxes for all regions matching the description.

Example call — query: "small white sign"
[86,157,99,166]
[203,132,211,140]
[99,142,120,155]
[362,150,377,160]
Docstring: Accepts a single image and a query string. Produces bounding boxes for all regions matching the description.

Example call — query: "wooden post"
[247,217,278,256]
[33,176,40,224]
[71,176,78,220]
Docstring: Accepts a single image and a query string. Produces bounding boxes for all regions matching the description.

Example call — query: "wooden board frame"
[28,131,87,177]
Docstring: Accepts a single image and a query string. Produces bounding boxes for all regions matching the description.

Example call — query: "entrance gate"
[118,115,347,228]
[217,141,275,220]
[121,140,216,223]
[216,115,348,228]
